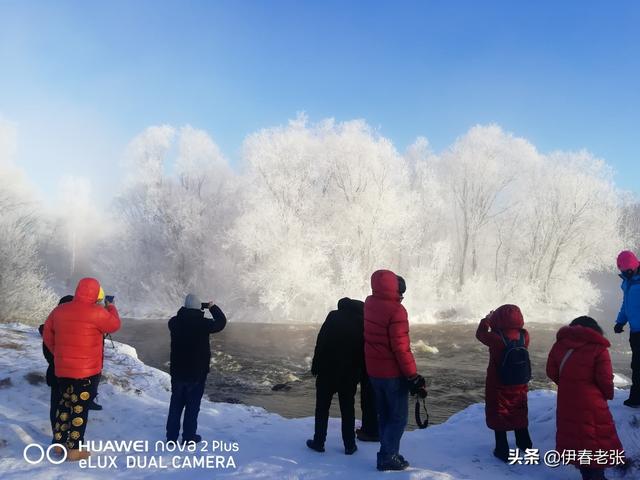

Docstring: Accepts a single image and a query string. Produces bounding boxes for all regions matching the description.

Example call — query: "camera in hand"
[409,374,427,398]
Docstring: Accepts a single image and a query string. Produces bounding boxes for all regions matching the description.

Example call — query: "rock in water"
[272,383,292,392]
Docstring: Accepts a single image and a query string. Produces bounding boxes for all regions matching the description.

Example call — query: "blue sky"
[1,0,639,202]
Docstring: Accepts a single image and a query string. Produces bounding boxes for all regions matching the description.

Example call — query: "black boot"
[182,434,202,444]
[377,453,409,471]
[306,439,325,453]
[493,430,510,462]
[88,399,103,411]
[344,444,357,455]
[623,398,640,408]
[515,428,533,450]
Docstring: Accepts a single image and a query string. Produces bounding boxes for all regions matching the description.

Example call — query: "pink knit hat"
[617,250,640,271]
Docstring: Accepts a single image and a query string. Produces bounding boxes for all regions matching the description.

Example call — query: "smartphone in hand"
[105,295,115,304]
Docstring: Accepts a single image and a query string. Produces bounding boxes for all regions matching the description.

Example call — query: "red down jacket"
[43,278,121,379]
[546,325,623,466]
[364,270,417,379]
[475,304,529,431]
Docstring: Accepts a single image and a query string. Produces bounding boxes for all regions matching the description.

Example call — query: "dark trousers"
[52,374,100,449]
[166,377,206,442]
[313,376,358,448]
[49,379,61,435]
[369,377,409,459]
[580,467,606,480]
[360,374,378,436]
[494,429,533,454]
[630,332,640,403]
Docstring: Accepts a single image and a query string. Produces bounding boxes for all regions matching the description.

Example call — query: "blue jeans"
[166,377,206,441]
[369,376,409,458]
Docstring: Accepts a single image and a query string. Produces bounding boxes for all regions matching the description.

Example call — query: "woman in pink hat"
[614,250,640,408]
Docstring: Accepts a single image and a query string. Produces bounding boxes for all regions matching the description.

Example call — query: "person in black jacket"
[166,294,227,443]
[306,298,365,455]
[38,295,74,434]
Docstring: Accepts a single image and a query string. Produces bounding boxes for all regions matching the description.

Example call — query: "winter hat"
[397,276,407,296]
[617,250,640,272]
[185,293,202,310]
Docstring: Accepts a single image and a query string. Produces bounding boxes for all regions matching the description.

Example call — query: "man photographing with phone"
[166,294,227,444]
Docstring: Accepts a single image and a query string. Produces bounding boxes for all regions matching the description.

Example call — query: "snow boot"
[306,439,325,453]
[66,449,90,462]
[623,399,640,408]
[493,448,510,463]
[345,444,357,455]
[377,453,409,471]
[88,399,103,411]
[182,434,202,444]
[356,428,379,442]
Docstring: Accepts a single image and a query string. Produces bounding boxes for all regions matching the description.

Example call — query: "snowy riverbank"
[0,323,638,479]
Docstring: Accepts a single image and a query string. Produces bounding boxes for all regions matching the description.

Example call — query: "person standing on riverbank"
[43,278,121,461]
[166,294,227,444]
[476,304,532,462]
[547,316,624,480]
[306,297,365,455]
[614,250,640,408]
[364,270,425,471]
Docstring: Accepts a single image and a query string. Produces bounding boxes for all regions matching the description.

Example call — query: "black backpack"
[498,330,532,385]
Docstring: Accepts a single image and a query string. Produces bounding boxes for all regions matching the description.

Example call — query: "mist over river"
[113,316,633,430]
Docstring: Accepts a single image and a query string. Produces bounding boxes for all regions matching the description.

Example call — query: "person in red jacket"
[546,316,624,480]
[476,304,532,462]
[43,278,121,461]
[364,270,425,471]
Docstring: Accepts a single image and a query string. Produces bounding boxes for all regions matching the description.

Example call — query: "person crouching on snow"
[166,294,227,444]
[43,279,121,462]
[306,297,365,455]
[475,304,533,462]
[613,250,640,408]
[364,270,426,471]
[546,316,624,480]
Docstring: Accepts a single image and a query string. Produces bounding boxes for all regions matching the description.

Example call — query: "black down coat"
[169,305,227,381]
[311,298,365,382]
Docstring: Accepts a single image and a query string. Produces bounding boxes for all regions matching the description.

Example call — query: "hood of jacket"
[176,306,205,320]
[74,278,101,304]
[489,304,524,331]
[556,325,610,350]
[337,297,364,316]
[370,270,401,301]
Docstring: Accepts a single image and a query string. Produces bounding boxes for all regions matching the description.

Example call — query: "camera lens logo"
[23,443,67,465]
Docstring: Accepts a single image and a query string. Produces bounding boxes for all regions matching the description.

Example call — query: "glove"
[408,374,427,396]
[614,323,624,334]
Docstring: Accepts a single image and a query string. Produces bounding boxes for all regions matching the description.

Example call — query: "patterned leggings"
[52,374,100,449]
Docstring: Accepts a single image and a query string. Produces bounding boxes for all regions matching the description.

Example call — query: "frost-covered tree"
[519,151,622,309]
[439,125,539,289]
[231,117,428,321]
[101,125,236,316]
[1,116,626,324]
[0,120,56,324]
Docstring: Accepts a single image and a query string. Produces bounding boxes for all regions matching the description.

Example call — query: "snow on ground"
[0,323,638,479]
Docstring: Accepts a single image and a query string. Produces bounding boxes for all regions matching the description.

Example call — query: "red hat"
[617,250,640,271]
